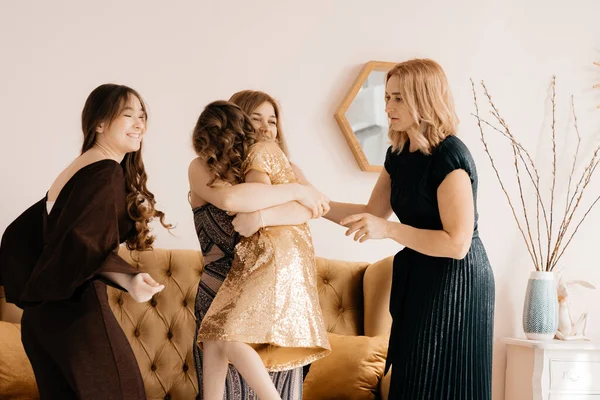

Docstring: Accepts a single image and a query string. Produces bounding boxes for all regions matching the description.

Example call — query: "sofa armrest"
[0,286,23,323]
[380,367,391,400]
[363,256,393,337]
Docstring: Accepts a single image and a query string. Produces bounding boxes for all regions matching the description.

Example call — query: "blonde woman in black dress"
[326,59,495,400]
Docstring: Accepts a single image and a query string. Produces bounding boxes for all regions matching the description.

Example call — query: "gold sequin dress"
[197,141,331,371]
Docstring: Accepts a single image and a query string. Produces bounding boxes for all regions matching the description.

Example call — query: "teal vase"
[522,271,558,340]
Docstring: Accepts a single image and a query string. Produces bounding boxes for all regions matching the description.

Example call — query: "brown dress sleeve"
[2,161,140,307]
[0,199,46,307]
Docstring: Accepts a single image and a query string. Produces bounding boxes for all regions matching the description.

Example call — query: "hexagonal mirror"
[335,61,397,172]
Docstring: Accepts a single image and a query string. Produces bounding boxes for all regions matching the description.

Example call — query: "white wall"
[2,1,600,398]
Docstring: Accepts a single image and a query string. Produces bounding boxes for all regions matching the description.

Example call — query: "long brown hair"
[229,90,290,158]
[81,84,171,251]
[386,59,459,155]
[192,100,266,185]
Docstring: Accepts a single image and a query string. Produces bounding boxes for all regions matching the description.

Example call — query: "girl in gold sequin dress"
[196,97,330,400]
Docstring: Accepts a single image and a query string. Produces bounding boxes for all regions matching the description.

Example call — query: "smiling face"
[384,74,418,133]
[96,94,147,154]
[250,101,278,140]
[229,90,290,157]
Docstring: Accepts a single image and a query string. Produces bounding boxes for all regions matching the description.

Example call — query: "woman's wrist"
[384,220,399,239]
[292,183,304,199]
[101,271,135,292]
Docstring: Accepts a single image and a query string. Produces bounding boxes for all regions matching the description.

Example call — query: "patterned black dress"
[192,204,303,400]
[385,136,495,399]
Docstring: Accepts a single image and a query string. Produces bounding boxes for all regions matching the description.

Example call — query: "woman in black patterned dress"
[325,59,495,399]
[188,100,329,399]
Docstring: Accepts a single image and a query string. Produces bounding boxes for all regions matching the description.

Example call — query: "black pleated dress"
[385,135,495,400]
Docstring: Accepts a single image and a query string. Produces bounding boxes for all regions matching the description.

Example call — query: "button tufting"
[167,331,173,339]
[182,300,188,307]
[183,363,189,372]
[164,395,171,400]
[150,297,157,307]
[151,364,157,371]
[117,298,123,305]
[166,270,172,277]
[134,329,140,337]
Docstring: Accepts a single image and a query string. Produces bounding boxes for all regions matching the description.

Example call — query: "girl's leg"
[219,341,281,400]
[202,341,230,400]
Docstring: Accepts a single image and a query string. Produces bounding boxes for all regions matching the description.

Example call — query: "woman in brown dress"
[0,84,170,400]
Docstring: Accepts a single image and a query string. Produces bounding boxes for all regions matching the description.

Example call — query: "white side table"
[503,338,600,400]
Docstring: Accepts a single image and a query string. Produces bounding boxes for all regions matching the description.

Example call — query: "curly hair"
[81,83,171,251]
[229,90,290,158]
[386,58,459,155]
[192,100,266,186]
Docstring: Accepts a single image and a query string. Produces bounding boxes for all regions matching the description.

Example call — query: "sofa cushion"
[303,333,388,400]
[0,321,39,399]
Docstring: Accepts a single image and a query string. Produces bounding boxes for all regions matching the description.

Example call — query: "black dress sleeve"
[2,161,140,307]
[430,136,476,190]
[384,146,394,175]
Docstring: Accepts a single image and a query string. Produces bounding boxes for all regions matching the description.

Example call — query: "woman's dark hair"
[81,83,171,250]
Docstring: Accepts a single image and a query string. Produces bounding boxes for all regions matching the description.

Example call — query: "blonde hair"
[229,90,290,158]
[386,58,459,155]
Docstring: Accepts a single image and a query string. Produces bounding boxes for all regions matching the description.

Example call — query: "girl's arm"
[189,158,326,215]
[232,169,315,237]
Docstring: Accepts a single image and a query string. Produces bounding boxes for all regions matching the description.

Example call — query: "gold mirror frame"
[334,61,397,172]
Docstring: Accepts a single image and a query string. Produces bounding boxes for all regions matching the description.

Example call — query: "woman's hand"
[340,213,391,243]
[232,212,262,237]
[295,184,330,218]
[128,273,165,303]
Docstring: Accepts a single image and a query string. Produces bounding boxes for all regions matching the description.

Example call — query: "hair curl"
[192,100,265,185]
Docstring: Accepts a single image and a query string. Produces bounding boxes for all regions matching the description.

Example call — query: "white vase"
[522,271,559,340]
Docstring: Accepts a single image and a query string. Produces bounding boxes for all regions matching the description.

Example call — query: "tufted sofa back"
[108,248,393,400]
[108,248,204,400]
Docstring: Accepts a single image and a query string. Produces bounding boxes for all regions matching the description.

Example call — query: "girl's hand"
[340,213,391,243]
[128,273,165,303]
[232,212,262,237]
[295,184,330,218]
